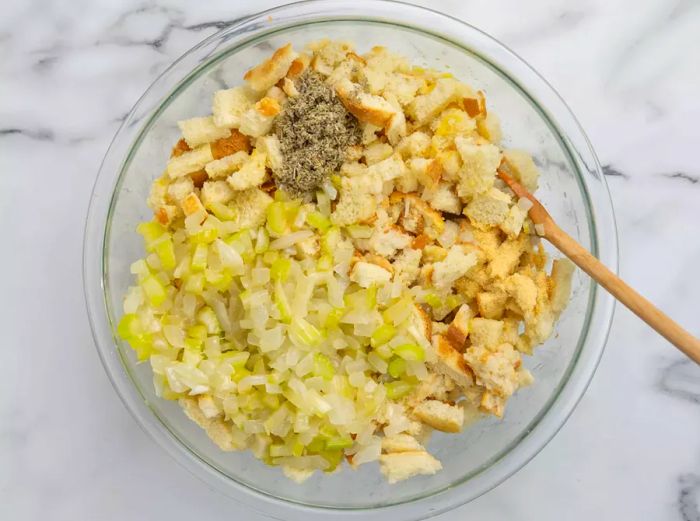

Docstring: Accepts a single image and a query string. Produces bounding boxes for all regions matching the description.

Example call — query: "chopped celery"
[231,367,252,383]
[137,221,165,250]
[226,230,253,257]
[190,228,218,244]
[254,227,269,253]
[274,279,292,323]
[266,202,287,235]
[290,318,322,346]
[191,243,208,271]
[306,437,325,453]
[320,227,340,255]
[374,342,393,359]
[313,353,335,381]
[271,257,291,282]
[370,323,396,348]
[424,292,442,308]
[320,449,344,472]
[141,275,166,306]
[324,307,345,329]
[393,343,425,361]
[306,211,331,232]
[387,357,406,378]
[187,324,208,342]
[366,284,377,308]
[208,201,237,221]
[154,237,176,271]
[117,314,139,339]
[184,337,202,350]
[223,351,250,368]
[386,380,413,400]
[292,439,305,457]
[383,297,413,325]
[325,436,353,451]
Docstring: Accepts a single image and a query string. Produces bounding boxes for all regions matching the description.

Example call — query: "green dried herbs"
[274,71,360,197]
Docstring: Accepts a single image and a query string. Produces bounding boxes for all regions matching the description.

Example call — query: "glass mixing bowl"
[83,1,617,519]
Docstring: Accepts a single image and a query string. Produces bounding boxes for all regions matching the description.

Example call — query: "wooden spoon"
[497,170,700,364]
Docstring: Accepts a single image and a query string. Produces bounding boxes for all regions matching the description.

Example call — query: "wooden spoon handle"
[546,222,700,364]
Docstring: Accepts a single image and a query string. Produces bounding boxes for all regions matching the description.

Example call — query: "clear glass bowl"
[83,1,617,519]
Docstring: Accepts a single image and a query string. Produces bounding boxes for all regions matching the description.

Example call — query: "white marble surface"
[1,0,699,519]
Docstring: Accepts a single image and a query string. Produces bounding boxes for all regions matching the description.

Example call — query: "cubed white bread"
[335,78,397,127]
[361,123,382,145]
[437,150,462,181]
[331,188,377,226]
[488,236,527,279]
[412,400,464,433]
[383,73,423,106]
[147,175,168,210]
[381,434,424,453]
[212,86,257,129]
[227,188,273,232]
[502,272,538,312]
[244,43,298,92]
[368,225,412,258]
[392,248,422,285]
[167,145,213,179]
[423,182,462,214]
[464,342,521,398]
[469,318,504,349]
[364,142,394,165]
[227,150,267,191]
[431,245,477,291]
[409,78,472,126]
[281,77,299,97]
[454,137,501,198]
[255,135,284,174]
[166,176,194,205]
[549,258,575,315]
[430,334,474,390]
[476,111,503,143]
[238,106,275,138]
[307,39,354,69]
[396,131,431,158]
[204,150,249,179]
[464,187,512,227]
[182,192,205,216]
[350,261,392,288]
[500,204,527,238]
[197,394,221,419]
[503,149,540,192]
[385,97,407,146]
[177,116,230,148]
[282,466,315,483]
[180,397,238,451]
[201,180,235,207]
[445,304,472,350]
[379,451,442,484]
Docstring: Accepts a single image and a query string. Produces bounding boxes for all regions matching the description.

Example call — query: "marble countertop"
[2,0,699,519]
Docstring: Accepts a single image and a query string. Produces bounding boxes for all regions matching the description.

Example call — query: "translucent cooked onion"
[119,204,437,478]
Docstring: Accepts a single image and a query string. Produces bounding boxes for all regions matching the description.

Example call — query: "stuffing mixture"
[118,40,575,484]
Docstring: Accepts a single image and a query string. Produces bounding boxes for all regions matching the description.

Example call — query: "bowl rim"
[83,1,618,519]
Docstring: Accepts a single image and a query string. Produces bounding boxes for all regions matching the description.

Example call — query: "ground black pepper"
[273,71,360,197]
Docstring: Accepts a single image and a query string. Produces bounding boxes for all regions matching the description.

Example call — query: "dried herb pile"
[274,71,360,197]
